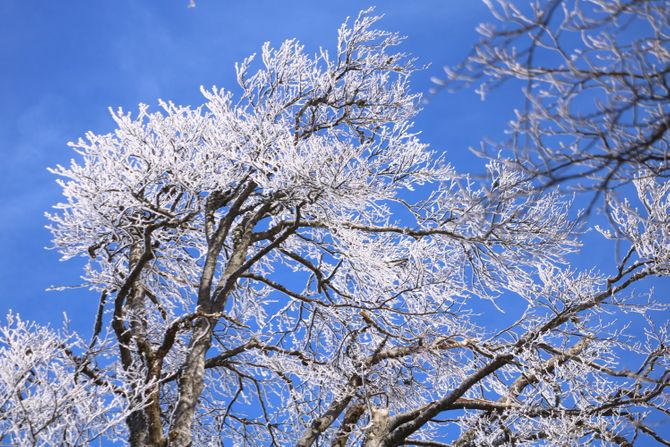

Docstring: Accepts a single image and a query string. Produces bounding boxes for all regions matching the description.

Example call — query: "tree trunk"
[362,408,391,447]
[166,204,254,445]
[127,410,149,447]
[167,317,213,446]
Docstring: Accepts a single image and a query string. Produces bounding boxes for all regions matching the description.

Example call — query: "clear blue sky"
[0,1,628,334]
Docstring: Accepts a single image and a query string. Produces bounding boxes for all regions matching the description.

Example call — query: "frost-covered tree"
[433,0,670,208]
[0,314,146,445]
[1,8,668,447]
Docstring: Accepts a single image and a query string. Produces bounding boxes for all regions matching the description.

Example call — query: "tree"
[432,0,669,209]
[1,7,668,447]
[0,314,144,445]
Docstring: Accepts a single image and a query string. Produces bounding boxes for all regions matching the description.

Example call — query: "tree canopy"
[0,3,668,446]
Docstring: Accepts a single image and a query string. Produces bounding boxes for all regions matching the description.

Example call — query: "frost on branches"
[0,8,668,447]
[0,314,146,445]
[434,0,670,206]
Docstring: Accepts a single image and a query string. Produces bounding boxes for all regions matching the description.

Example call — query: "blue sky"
[0,0,522,334]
